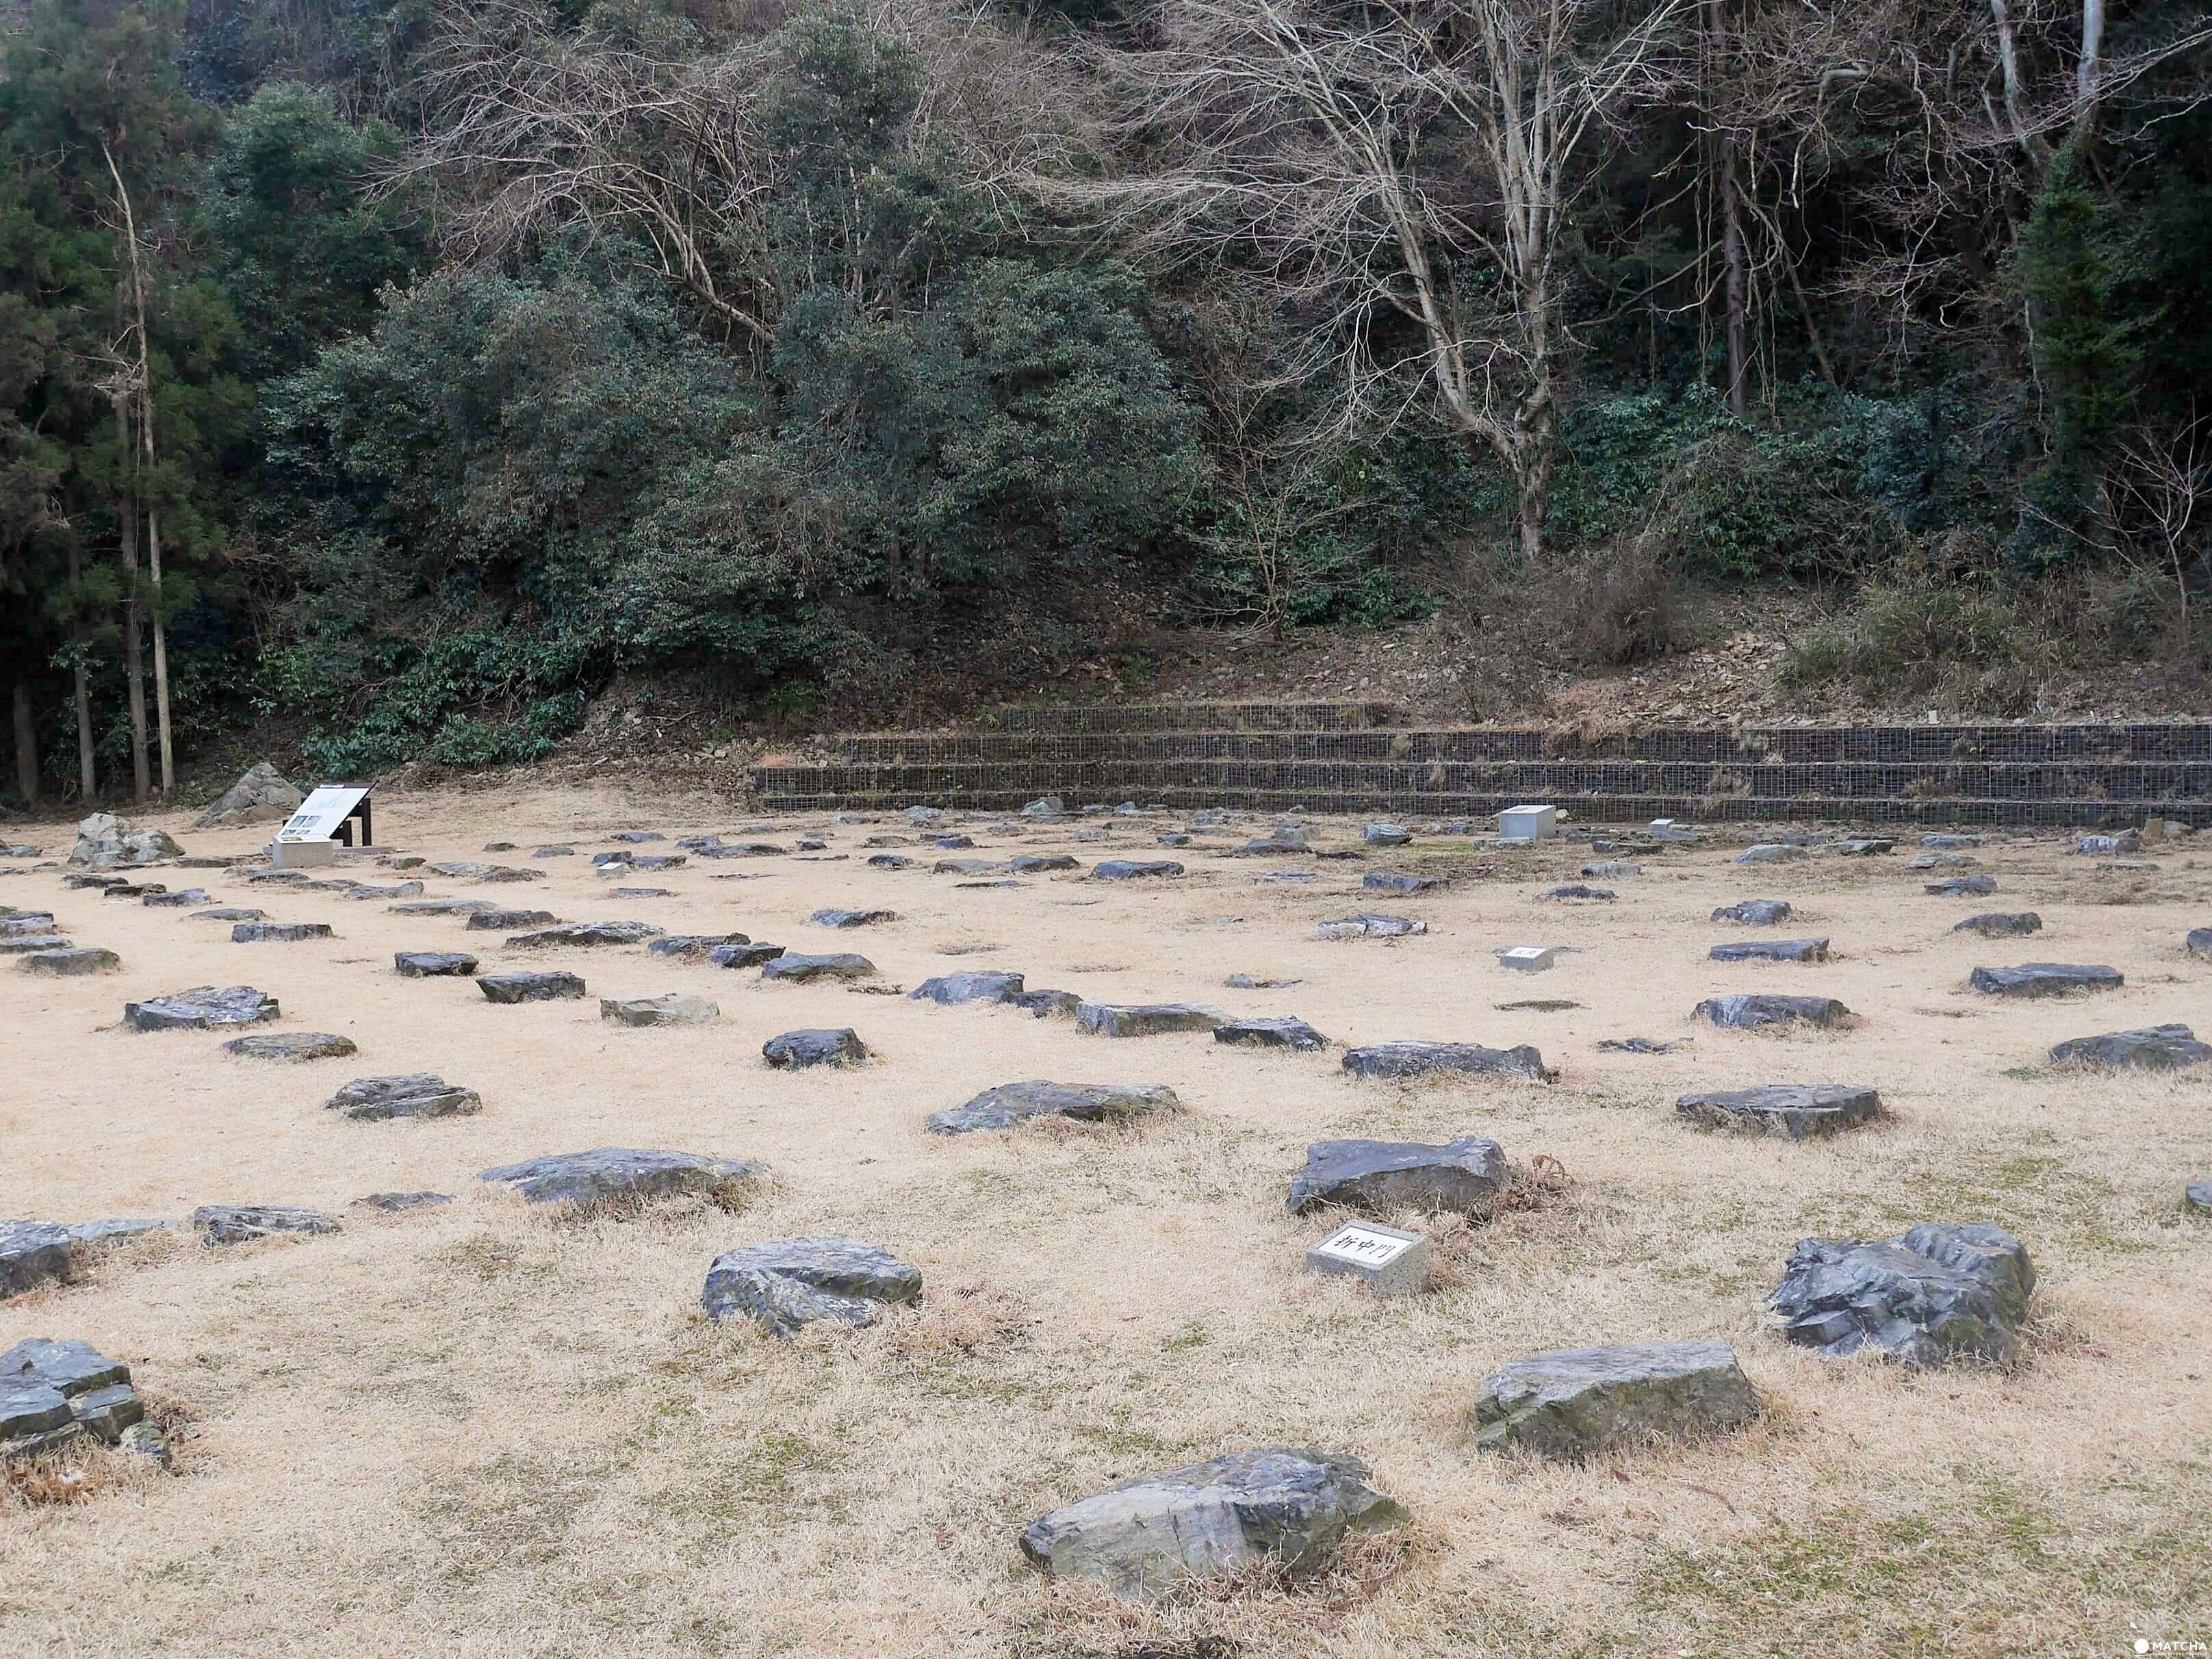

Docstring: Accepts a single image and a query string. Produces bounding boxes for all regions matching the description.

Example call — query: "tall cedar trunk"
[112,391,151,804]
[68,538,93,799]
[149,506,172,795]
[11,683,36,806]
[108,142,173,796]
[1709,0,1748,417]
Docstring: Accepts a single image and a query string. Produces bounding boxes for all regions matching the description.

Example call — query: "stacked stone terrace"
[753,702,2212,827]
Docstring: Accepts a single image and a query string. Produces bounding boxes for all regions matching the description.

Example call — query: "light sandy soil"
[3,785,2210,1658]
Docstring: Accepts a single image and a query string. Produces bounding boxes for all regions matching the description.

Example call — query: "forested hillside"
[2,0,2206,806]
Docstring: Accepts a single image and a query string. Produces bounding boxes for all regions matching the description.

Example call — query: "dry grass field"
[3,785,2210,1658]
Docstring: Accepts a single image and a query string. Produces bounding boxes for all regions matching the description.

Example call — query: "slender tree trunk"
[11,684,36,806]
[112,390,150,805]
[148,501,173,797]
[108,140,172,797]
[1721,144,1749,417]
[68,539,93,800]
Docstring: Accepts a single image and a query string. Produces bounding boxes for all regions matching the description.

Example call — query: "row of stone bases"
[8,804,2211,1601]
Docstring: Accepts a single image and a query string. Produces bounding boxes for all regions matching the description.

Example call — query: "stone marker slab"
[478,970,586,1003]
[1473,1341,1760,1459]
[602,994,719,1027]
[1767,1222,2035,1368]
[395,951,478,977]
[1499,946,1558,973]
[1968,962,2123,998]
[1287,1135,1508,1216]
[478,1147,763,1206]
[927,1080,1180,1135]
[509,921,663,949]
[1214,1016,1327,1051]
[1093,860,1183,880]
[344,882,424,901]
[223,1031,357,1062]
[194,1204,340,1246]
[1927,875,1997,897]
[1075,1001,1226,1038]
[1953,912,2042,938]
[701,1237,921,1337]
[761,952,875,983]
[1736,844,1808,864]
[327,1073,483,1120]
[232,921,333,943]
[1708,938,1831,964]
[1675,1083,1881,1138]
[1019,1448,1406,1602]
[1305,1221,1428,1294]
[20,948,118,976]
[762,1028,867,1068]
[2048,1023,2210,1069]
[1693,993,1851,1030]
[1340,1041,1548,1083]
[125,985,279,1031]
[394,899,496,916]
[1316,913,1426,940]
[911,971,1024,1006]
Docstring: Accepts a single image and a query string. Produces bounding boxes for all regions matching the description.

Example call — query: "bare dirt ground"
[3,784,2210,1658]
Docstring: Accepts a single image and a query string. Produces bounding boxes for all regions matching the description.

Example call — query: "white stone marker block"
[1305,1222,1430,1295]
[1498,945,1558,973]
[1498,804,1557,843]
[268,837,339,869]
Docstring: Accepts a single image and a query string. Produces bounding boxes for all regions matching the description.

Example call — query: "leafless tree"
[1046,0,1690,565]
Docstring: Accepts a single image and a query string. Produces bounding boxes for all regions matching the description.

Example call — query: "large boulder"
[911,971,1025,1006]
[1969,963,2124,998]
[1693,994,1851,1030]
[1286,1136,1508,1216]
[700,1237,922,1337]
[2048,1024,2210,1070]
[1766,1222,2035,1367]
[1675,1084,1881,1138]
[1472,1341,1760,1459]
[477,1147,764,1206]
[67,812,184,870]
[927,1081,1180,1135]
[1020,1448,1406,1602]
[125,985,279,1031]
[326,1074,483,1120]
[1339,1041,1548,1083]
[1075,1001,1225,1038]
[192,762,303,829]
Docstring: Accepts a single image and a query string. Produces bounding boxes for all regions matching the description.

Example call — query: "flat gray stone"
[232,921,332,943]
[1713,900,1792,925]
[1832,837,1894,857]
[141,888,211,908]
[1076,1001,1226,1038]
[1927,875,1997,896]
[761,953,875,983]
[327,1073,483,1120]
[1339,1041,1548,1082]
[609,831,665,844]
[1009,855,1079,874]
[395,951,478,977]
[1019,1448,1406,1602]
[1363,824,1412,846]
[601,994,719,1027]
[394,899,496,916]
[1766,1222,2035,1367]
[194,1204,341,1246]
[648,934,752,960]
[20,948,119,976]
[1287,1135,1508,1216]
[698,841,785,858]
[1363,872,1439,895]
[1316,914,1426,940]
[1708,938,1831,964]
[2185,1180,2212,1215]
[1736,844,1808,864]
[478,1147,764,1206]
[701,1237,921,1337]
[1954,913,2042,938]
[344,882,424,900]
[352,1192,453,1212]
[1005,988,1082,1018]
[0,1222,72,1295]
[125,985,280,1031]
[1969,963,2123,998]
[464,908,561,931]
[0,934,74,953]
[1539,885,1615,903]
[222,1031,358,1062]
[927,1080,1180,1135]
[1093,860,1183,880]
[1214,1016,1326,1051]
[911,971,1024,1006]
[509,921,663,948]
[810,908,897,928]
[1693,994,1851,1030]
[710,942,786,968]
[762,1027,868,1068]
[1473,1341,1760,1459]
[65,1218,170,1248]
[866,854,912,869]
[2048,1024,2210,1070]
[192,907,267,923]
[478,970,586,1003]
[2189,927,2212,962]
[1675,1084,1881,1138]
[1225,974,1301,989]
